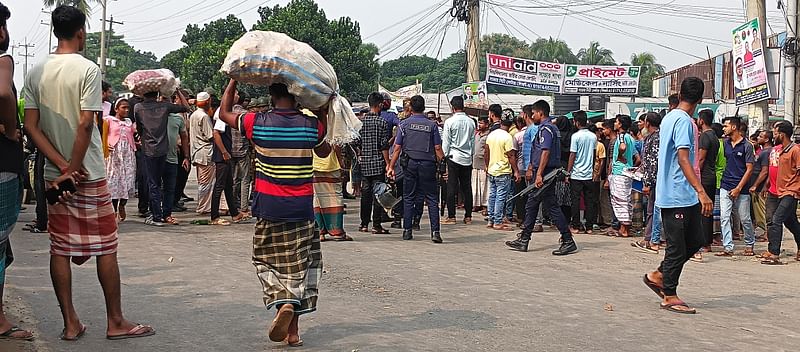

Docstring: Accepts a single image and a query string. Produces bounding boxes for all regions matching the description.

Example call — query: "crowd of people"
[1,3,800,347]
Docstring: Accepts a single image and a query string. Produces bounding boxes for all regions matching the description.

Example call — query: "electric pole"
[42,9,52,53]
[746,0,770,129]
[99,0,108,77]
[783,0,798,123]
[466,0,480,82]
[17,38,35,78]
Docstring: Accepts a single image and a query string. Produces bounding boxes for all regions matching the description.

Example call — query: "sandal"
[210,218,231,226]
[328,234,354,242]
[358,226,370,233]
[760,256,784,265]
[284,337,304,347]
[660,301,696,314]
[642,274,665,299]
[463,217,472,225]
[632,240,658,254]
[492,224,515,231]
[269,305,294,342]
[714,251,734,257]
[60,324,87,341]
[106,324,155,340]
[372,227,390,234]
[165,216,180,225]
[0,326,34,341]
[742,248,755,256]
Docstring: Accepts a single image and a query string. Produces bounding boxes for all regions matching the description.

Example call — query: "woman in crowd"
[103,98,137,222]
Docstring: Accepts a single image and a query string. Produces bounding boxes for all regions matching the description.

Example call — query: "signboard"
[732,18,770,106]
[461,81,488,109]
[485,53,564,93]
[563,65,640,95]
[606,102,729,121]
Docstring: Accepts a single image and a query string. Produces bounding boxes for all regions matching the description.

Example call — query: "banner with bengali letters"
[732,18,770,106]
[563,65,641,95]
[485,53,564,93]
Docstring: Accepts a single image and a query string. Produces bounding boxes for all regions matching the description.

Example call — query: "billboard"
[461,81,488,109]
[732,18,770,106]
[563,65,641,95]
[485,53,564,93]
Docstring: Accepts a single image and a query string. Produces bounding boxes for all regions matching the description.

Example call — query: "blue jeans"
[403,159,439,232]
[487,174,512,225]
[644,187,662,244]
[720,188,755,251]
[505,177,515,219]
[144,155,167,222]
[162,163,178,219]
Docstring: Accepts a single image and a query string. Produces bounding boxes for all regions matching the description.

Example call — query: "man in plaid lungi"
[219,79,331,347]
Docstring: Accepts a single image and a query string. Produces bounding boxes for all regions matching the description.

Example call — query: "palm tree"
[630,52,665,77]
[531,37,578,64]
[577,41,616,65]
[43,0,99,16]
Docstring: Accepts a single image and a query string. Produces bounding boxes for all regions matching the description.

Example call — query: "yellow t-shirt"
[313,149,340,172]
[21,54,105,181]
[486,129,514,176]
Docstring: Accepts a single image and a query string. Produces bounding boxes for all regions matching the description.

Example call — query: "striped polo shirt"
[239,109,326,221]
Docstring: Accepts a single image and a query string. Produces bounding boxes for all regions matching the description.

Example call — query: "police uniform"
[396,114,443,238]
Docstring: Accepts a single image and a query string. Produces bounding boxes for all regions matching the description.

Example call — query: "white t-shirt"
[22,54,105,181]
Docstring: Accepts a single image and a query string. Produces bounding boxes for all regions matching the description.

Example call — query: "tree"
[252,0,379,101]
[83,31,159,92]
[42,0,99,17]
[480,33,533,58]
[379,55,438,91]
[530,37,578,64]
[629,52,665,97]
[160,15,247,95]
[577,41,616,65]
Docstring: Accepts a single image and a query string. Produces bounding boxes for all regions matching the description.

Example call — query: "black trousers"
[33,152,47,230]
[520,174,572,242]
[175,148,190,202]
[699,182,716,246]
[211,161,239,220]
[569,179,597,229]
[658,204,704,296]
[514,179,527,221]
[360,174,385,227]
[136,151,150,213]
[767,196,800,255]
[446,160,472,219]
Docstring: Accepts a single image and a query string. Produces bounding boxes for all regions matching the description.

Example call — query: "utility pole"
[99,0,108,77]
[466,0,480,82]
[783,0,798,123]
[746,0,770,129]
[17,38,35,77]
[42,9,52,53]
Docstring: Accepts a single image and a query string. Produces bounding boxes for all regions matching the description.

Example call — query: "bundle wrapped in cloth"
[123,69,180,97]
[220,30,361,145]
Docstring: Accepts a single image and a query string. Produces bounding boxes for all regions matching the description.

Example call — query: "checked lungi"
[0,173,20,284]
[608,174,633,224]
[312,170,345,236]
[48,179,118,265]
[253,220,322,315]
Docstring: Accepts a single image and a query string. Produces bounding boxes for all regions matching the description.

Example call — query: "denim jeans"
[644,187,662,244]
[487,174,512,225]
[720,188,755,251]
[505,177,515,219]
[162,163,178,219]
[767,196,800,255]
[144,155,167,222]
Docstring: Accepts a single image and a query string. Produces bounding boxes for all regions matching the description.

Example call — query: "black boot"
[403,230,413,241]
[431,231,442,243]
[552,239,578,256]
[505,238,529,252]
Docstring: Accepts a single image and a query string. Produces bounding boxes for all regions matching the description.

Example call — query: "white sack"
[123,69,180,97]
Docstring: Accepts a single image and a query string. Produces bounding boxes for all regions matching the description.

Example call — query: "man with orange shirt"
[761,121,800,265]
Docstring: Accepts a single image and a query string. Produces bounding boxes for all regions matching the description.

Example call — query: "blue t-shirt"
[569,128,597,181]
[522,123,539,170]
[530,120,561,170]
[380,110,400,139]
[720,138,755,193]
[611,133,637,175]
[656,109,699,208]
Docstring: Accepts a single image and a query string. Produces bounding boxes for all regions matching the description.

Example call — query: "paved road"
[2,195,799,352]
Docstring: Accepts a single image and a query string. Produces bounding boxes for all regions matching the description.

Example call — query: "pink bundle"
[123,69,180,96]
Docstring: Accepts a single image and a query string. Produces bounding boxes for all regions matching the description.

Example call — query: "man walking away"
[717,116,756,257]
[23,5,154,340]
[356,92,390,234]
[0,2,34,340]
[567,111,597,234]
[506,100,577,255]
[643,77,713,315]
[483,105,518,231]
[696,109,719,258]
[760,121,800,265]
[387,95,445,243]
[442,96,476,225]
[210,98,246,226]
[219,80,330,346]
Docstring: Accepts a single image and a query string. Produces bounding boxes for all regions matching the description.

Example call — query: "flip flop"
[210,219,231,226]
[329,234,354,241]
[642,274,665,299]
[660,301,696,314]
[632,240,658,254]
[106,324,155,340]
[60,324,87,341]
[269,305,294,342]
[372,228,390,234]
[492,224,515,231]
[760,257,785,265]
[0,326,34,341]
[284,337,304,347]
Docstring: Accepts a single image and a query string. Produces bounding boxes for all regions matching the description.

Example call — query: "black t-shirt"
[134,100,189,158]
[698,129,719,186]
[749,146,771,192]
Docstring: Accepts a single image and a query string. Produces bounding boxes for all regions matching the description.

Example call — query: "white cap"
[196,92,211,102]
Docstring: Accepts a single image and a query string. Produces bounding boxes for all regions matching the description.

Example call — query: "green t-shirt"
[611,133,637,175]
[166,113,186,164]
[715,138,726,189]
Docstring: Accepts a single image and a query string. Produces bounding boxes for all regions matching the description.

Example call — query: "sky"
[5,0,789,89]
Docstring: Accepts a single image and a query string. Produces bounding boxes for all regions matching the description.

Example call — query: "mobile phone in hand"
[46,179,77,205]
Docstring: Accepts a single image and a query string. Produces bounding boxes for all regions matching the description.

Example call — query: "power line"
[124,0,254,43]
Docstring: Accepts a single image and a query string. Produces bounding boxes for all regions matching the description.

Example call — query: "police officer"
[387,95,445,243]
[505,100,578,255]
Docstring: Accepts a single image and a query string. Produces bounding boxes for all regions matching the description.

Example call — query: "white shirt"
[442,112,476,166]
